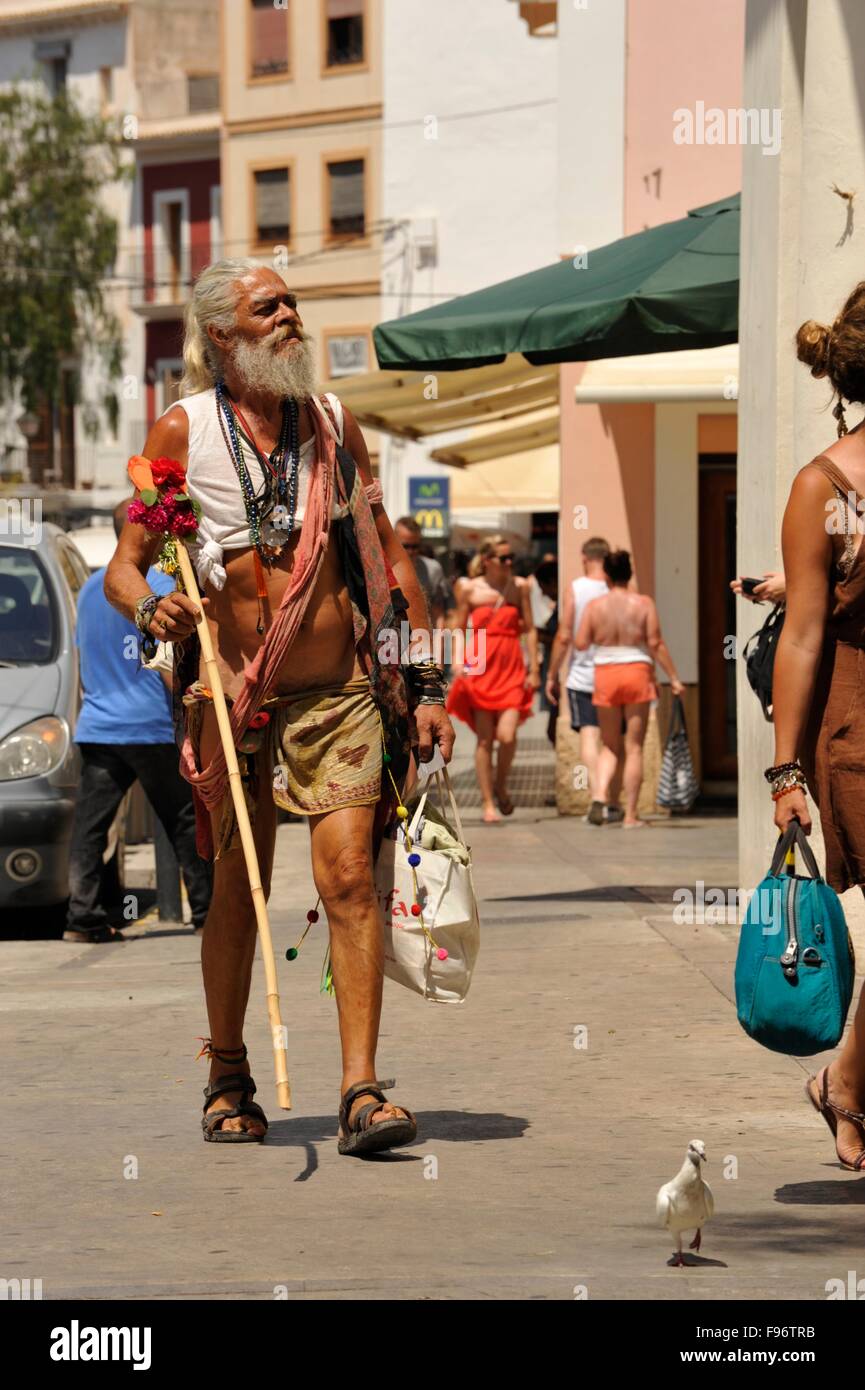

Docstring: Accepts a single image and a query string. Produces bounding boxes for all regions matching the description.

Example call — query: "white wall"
[556,0,626,254]
[379,0,559,520]
[738,0,865,942]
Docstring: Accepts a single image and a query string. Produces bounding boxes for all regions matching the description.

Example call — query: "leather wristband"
[134,592,160,636]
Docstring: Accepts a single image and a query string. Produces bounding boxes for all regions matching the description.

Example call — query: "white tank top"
[565,576,608,692]
[166,389,345,590]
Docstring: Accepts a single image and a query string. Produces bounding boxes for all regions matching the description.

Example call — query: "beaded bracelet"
[769,768,807,800]
[763,759,801,784]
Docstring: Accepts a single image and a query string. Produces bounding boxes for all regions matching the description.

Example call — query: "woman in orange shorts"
[575,549,684,827]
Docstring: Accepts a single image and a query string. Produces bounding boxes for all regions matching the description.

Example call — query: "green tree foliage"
[0,83,130,434]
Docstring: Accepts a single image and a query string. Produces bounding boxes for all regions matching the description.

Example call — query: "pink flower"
[169,509,198,537]
[126,499,147,526]
[143,503,170,533]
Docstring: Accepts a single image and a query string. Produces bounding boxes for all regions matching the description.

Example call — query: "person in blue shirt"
[64,503,212,942]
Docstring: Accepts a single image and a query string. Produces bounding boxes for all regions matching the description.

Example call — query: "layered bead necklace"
[215,379,302,562]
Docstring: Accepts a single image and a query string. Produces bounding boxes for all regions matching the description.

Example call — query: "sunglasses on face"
[495,553,515,563]
[401,540,421,551]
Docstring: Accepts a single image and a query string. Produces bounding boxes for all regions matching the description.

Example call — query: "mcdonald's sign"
[408,476,450,538]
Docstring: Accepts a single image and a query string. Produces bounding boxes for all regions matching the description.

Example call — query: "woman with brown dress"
[771,283,865,1171]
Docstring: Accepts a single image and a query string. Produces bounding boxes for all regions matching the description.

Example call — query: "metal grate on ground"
[448,735,557,809]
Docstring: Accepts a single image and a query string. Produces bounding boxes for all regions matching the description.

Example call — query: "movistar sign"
[408,476,450,538]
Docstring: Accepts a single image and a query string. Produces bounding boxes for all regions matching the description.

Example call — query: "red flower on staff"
[150,456,187,490]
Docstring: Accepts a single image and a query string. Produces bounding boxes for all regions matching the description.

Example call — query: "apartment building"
[0,0,220,490]
[220,0,383,462]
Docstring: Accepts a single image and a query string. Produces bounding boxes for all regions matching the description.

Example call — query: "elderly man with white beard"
[105,260,455,1153]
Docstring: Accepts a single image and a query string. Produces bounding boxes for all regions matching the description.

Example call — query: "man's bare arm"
[343,406,454,763]
[104,407,208,641]
[546,584,574,703]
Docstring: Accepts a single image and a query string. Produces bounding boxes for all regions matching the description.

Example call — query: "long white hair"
[180,257,262,395]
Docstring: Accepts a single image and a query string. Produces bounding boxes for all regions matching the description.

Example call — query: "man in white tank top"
[106,260,455,1154]
[546,537,623,822]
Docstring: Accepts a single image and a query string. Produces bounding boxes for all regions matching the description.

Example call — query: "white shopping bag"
[375,769,480,1003]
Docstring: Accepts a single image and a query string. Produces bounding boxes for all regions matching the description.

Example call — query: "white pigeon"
[656,1139,714,1265]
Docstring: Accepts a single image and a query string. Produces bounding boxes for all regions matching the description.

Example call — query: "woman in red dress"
[447,537,539,823]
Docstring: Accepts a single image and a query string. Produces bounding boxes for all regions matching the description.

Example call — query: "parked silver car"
[0,523,88,911]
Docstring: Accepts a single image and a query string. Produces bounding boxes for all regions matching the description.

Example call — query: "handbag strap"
[432,767,469,848]
[408,790,429,840]
[669,695,687,737]
[769,818,822,880]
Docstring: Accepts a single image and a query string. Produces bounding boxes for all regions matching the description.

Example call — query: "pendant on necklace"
[260,524,287,551]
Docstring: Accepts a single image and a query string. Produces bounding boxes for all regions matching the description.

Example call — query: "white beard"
[231,328,318,401]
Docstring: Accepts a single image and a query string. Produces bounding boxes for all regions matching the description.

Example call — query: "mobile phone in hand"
[740,577,762,596]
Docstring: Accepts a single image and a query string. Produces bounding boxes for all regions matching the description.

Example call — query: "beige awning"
[450,443,559,512]
[323,353,558,448]
[573,343,739,403]
[428,408,558,467]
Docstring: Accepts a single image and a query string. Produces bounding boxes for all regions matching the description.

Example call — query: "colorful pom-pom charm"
[382,752,392,765]
[285,947,298,961]
[307,909,319,923]
[436,948,449,961]
[408,852,421,867]
[248,710,270,729]
[396,805,408,820]
[410,902,422,917]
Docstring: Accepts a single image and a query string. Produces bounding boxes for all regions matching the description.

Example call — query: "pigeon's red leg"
[689,1229,701,1252]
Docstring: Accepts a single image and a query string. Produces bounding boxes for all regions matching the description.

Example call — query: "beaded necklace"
[215,380,301,562]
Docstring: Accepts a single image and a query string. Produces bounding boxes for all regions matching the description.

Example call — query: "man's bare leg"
[309,802,410,1132]
[199,708,276,1137]
[579,724,603,802]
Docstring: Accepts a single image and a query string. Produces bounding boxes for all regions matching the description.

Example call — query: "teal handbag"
[735,820,855,1055]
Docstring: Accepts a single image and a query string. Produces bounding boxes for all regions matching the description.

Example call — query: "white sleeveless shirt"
[165,389,345,590]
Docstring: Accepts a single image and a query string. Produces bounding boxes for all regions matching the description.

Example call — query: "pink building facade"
[557,0,744,797]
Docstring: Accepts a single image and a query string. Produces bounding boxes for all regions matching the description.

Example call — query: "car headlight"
[0,717,69,781]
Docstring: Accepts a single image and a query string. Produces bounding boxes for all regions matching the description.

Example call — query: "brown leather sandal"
[337,1078,417,1157]
[201,1043,268,1144]
[805,1067,865,1171]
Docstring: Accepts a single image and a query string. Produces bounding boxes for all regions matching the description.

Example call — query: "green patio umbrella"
[373,193,739,372]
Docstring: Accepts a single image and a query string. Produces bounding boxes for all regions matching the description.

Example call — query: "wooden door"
[698,458,738,783]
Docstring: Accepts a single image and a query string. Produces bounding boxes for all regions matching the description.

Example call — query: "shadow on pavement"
[263,1109,529,1182]
[485,885,715,906]
[664,1254,728,1268]
[774,1176,865,1204]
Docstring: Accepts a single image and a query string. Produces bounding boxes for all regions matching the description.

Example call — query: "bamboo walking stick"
[175,543,292,1110]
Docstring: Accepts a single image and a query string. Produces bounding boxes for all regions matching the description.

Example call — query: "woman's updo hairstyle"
[796,283,865,435]
[603,549,633,585]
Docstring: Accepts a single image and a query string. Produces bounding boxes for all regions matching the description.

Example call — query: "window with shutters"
[250,0,290,80]
[325,157,365,240]
[252,166,291,247]
[323,0,365,71]
[187,73,220,114]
